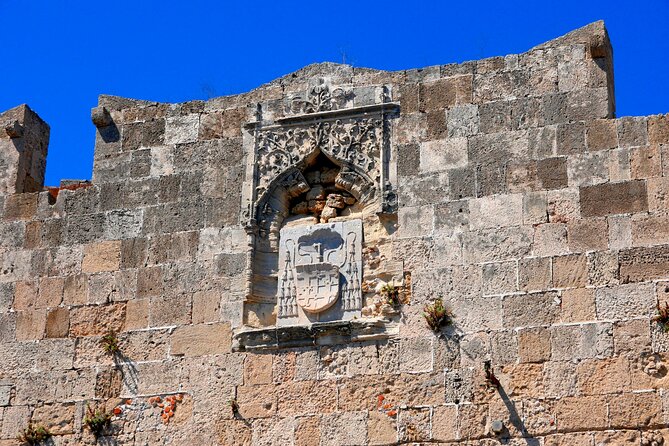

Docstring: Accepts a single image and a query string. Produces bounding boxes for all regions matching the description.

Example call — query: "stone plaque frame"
[236,78,400,341]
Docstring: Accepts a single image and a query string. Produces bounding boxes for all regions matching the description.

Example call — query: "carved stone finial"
[91,106,113,128]
[5,120,23,138]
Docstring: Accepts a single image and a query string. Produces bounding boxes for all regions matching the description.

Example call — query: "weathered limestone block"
[632,215,669,246]
[124,298,149,331]
[518,327,552,363]
[613,319,651,354]
[397,205,434,238]
[399,171,449,206]
[62,274,87,306]
[469,194,523,229]
[15,309,46,341]
[0,405,31,439]
[557,121,586,155]
[170,322,231,356]
[119,329,169,361]
[164,114,200,144]
[576,356,630,395]
[457,403,488,440]
[419,137,468,173]
[122,118,165,150]
[568,154,609,190]
[434,200,469,234]
[586,118,618,150]
[519,257,552,292]
[539,156,569,189]
[398,337,433,373]
[561,288,596,322]
[595,283,656,320]
[0,105,49,195]
[482,261,518,296]
[0,313,15,342]
[398,407,430,442]
[447,104,479,137]
[3,193,38,220]
[104,209,143,239]
[580,180,649,217]
[609,392,664,429]
[45,307,69,338]
[69,303,126,336]
[567,218,608,251]
[554,395,608,431]
[275,379,337,416]
[533,223,569,257]
[553,253,587,288]
[149,294,192,326]
[119,359,184,396]
[547,188,581,223]
[81,240,121,273]
[631,145,662,179]
[420,75,473,111]
[609,146,633,181]
[503,292,560,328]
[620,245,669,283]
[617,116,648,148]
[14,369,96,405]
[506,159,540,193]
[550,322,613,360]
[235,384,277,419]
[198,108,245,140]
[32,402,75,435]
[461,226,533,264]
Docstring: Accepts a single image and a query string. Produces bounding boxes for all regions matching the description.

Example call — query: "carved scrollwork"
[288,81,353,115]
[256,118,381,195]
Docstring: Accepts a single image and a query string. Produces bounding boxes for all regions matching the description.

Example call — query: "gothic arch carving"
[239,78,399,325]
[255,150,377,252]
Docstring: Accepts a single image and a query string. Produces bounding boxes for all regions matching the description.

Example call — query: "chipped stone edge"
[232,318,398,352]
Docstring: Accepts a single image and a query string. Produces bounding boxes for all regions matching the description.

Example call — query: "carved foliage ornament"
[288,82,353,115]
[255,118,381,197]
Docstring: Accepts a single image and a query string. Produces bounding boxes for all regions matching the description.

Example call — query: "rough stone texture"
[0,21,667,445]
[580,180,649,217]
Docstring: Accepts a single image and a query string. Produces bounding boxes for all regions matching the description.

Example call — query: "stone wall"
[1,21,669,445]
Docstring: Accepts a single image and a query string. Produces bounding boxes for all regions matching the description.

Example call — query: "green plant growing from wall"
[100,331,121,355]
[380,283,400,307]
[17,423,51,445]
[83,404,113,438]
[423,298,453,332]
[653,302,669,332]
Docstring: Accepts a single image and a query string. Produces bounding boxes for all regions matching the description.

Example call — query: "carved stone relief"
[286,80,354,115]
[240,77,399,328]
[277,220,362,325]
[255,118,381,201]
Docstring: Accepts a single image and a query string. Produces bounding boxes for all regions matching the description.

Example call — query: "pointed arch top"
[241,78,400,229]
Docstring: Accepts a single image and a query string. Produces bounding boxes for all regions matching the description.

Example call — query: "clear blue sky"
[1,0,668,186]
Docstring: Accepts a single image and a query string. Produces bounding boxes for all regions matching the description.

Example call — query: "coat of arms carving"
[277,220,362,324]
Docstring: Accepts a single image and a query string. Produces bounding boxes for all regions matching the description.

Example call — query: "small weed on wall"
[653,302,669,332]
[423,298,453,333]
[17,424,51,445]
[100,331,121,355]
[83,404,113,438]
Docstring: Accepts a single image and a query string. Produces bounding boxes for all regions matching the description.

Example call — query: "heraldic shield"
[294,263,340,313]
[277,220,363,323]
